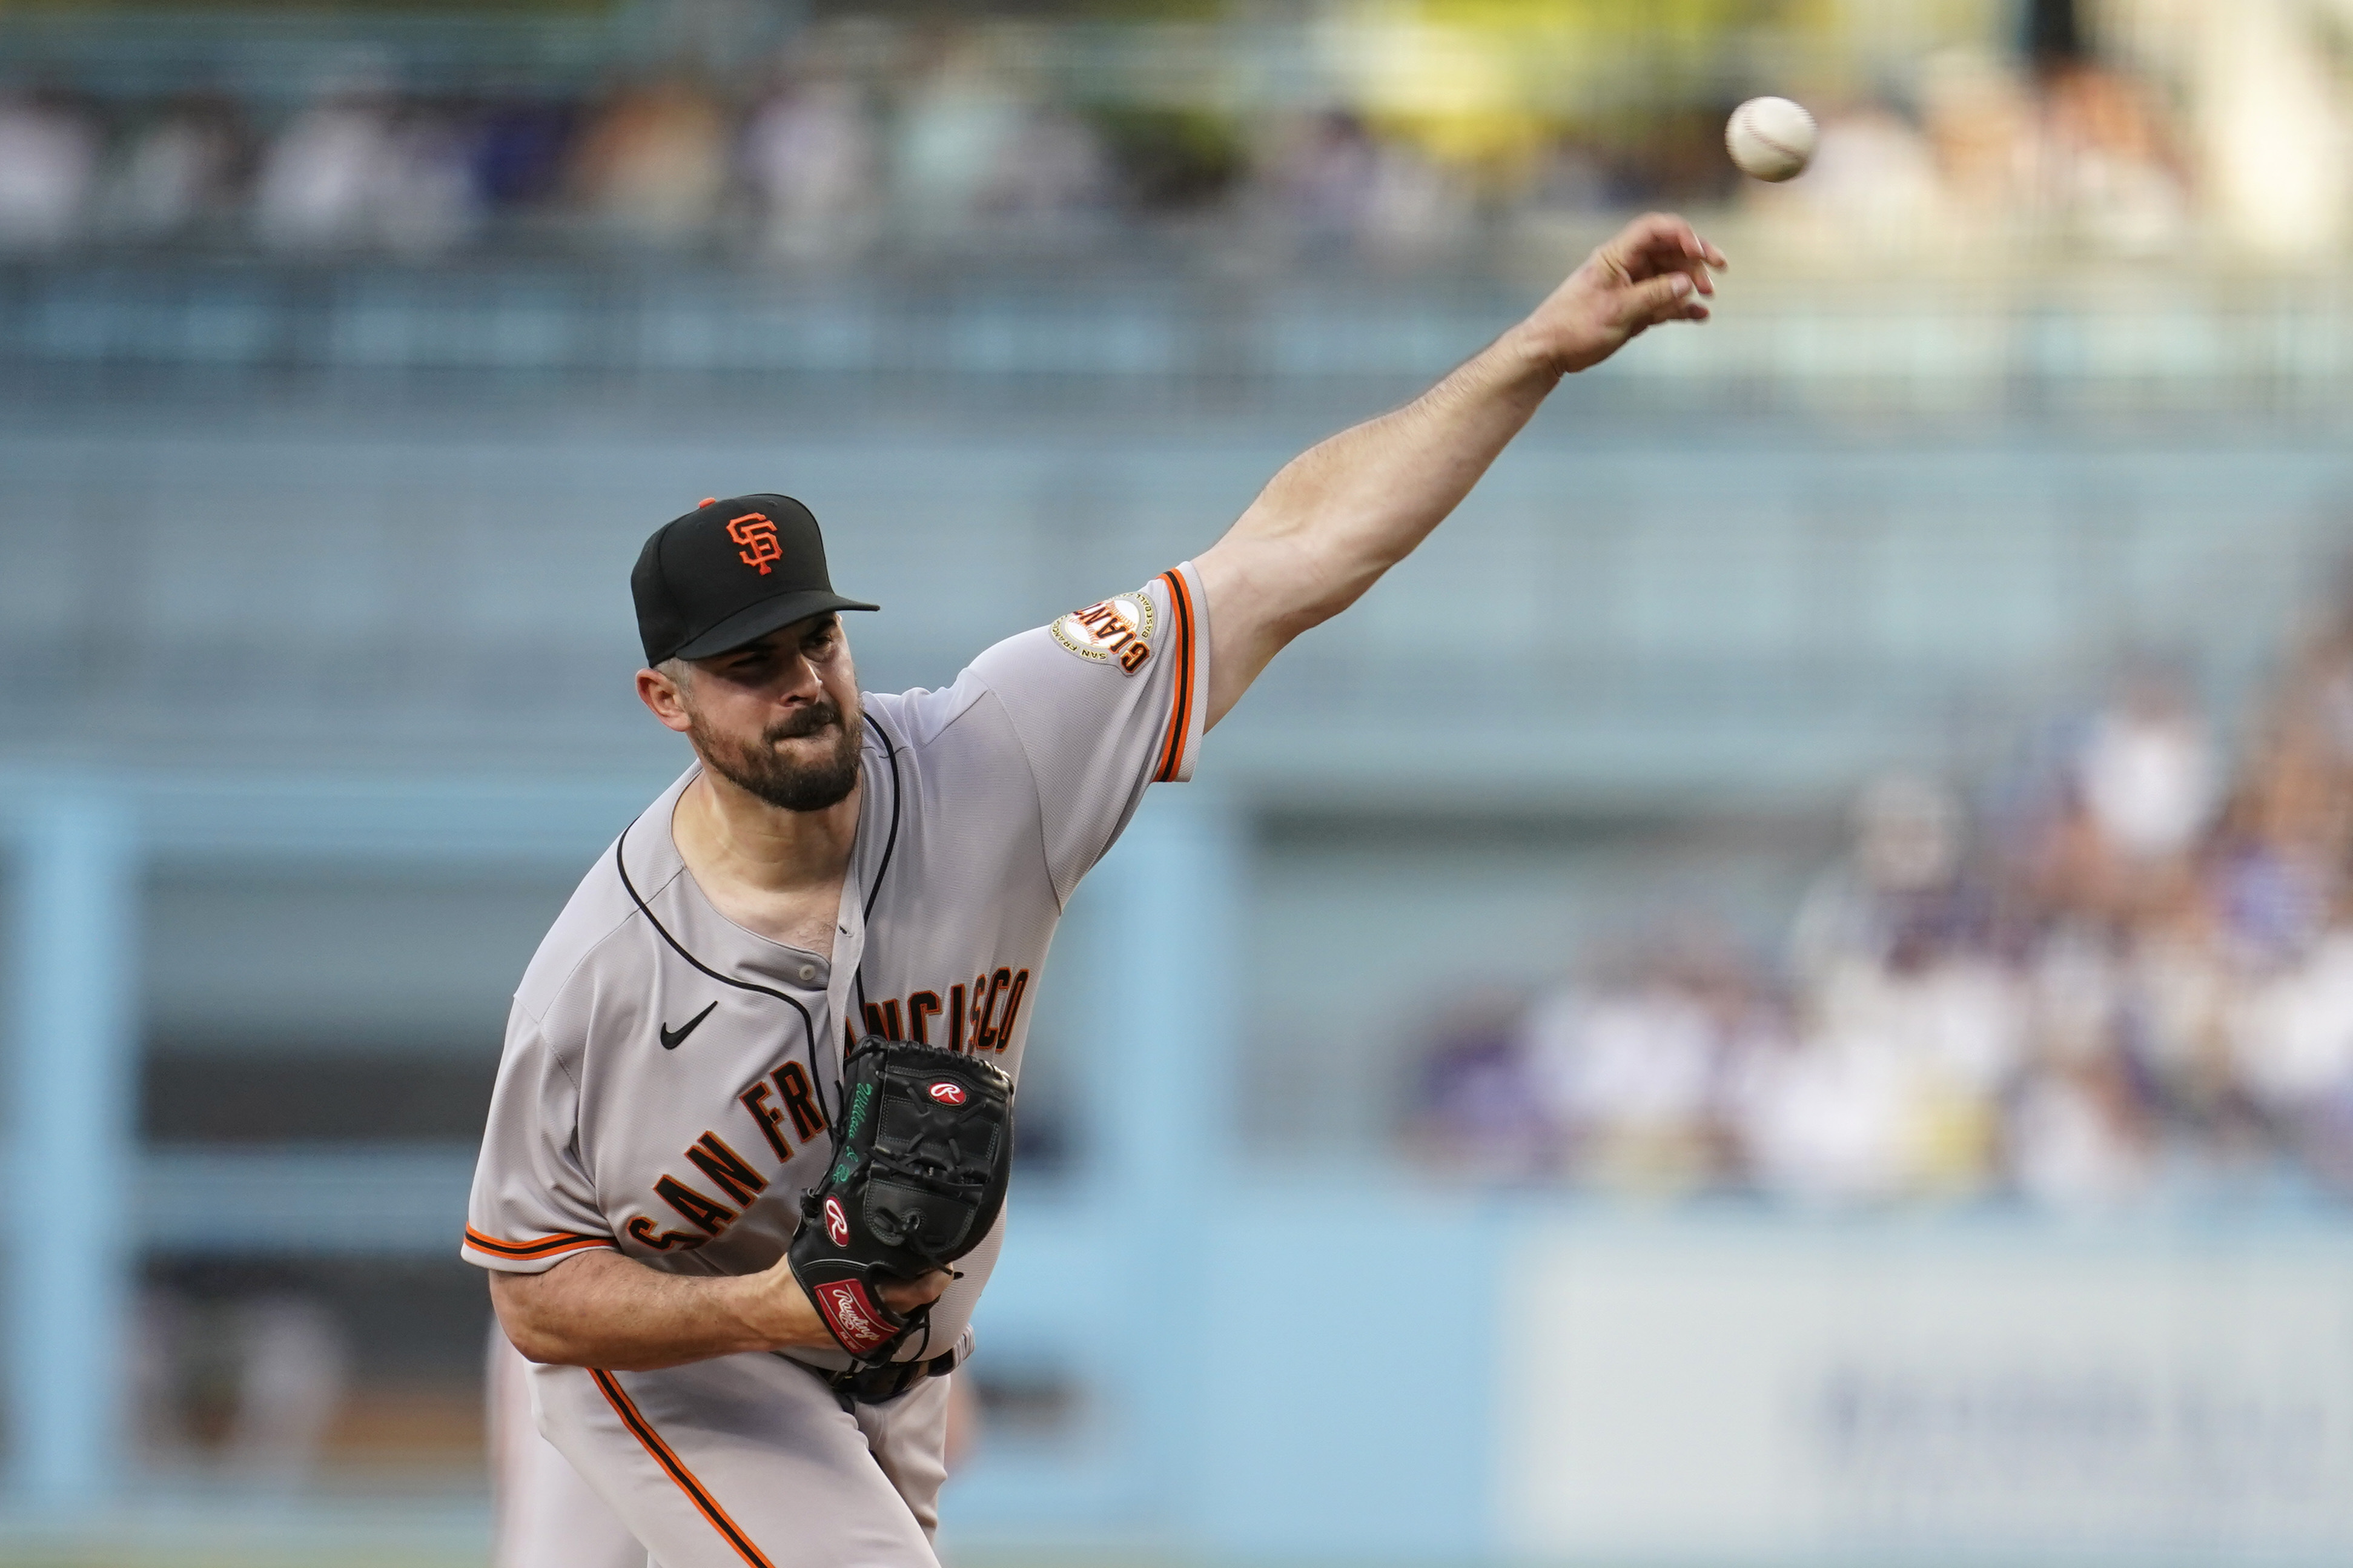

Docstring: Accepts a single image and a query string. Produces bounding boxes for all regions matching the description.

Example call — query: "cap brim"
[670,590,881,661]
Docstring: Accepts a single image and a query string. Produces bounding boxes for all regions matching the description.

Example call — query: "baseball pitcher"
[468,215,1724,1567]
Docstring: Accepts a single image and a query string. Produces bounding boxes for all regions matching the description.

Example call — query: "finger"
[1660,218,1727,273]
[1607,211,1701,273]
[1656,239,1721,294]
[1623,271,1699,326]
[1610,211,1695,259]
[1609,225,1723,300]
[1665,246,1719,295]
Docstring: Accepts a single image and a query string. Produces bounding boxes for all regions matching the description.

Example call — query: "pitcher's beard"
[692,696,862,812]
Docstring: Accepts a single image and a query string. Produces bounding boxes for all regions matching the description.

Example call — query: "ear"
[636,667,695,734]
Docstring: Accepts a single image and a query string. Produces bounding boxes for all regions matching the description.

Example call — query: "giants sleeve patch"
[1050,588,1155,675]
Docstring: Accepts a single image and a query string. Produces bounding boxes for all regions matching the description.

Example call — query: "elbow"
[1269,594,1349,649]
[1282,540,1388,637]
[488,1273,582,1366]
[497,1306,584,1367]
[504,1325,574,1366]
[1286,597,1347,637]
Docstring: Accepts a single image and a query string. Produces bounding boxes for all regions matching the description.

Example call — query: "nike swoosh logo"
[660,1001,718,1051]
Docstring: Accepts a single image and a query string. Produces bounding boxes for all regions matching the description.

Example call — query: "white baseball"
[1726,96,1816,182]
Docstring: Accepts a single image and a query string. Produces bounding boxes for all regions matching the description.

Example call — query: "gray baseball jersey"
[463,563,1207,1371]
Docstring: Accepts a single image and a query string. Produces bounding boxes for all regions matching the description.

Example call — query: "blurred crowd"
[1410,599,2353,1209]
[0,59,1525,265]
[2,0,2348,268]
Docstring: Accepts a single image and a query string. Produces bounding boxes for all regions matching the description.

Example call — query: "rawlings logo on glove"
[810,1279,895,1356]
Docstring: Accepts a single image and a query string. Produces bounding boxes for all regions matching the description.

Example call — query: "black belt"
[786,1348,959,1411]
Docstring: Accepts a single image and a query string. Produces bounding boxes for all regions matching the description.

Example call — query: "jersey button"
[798,963,819,983]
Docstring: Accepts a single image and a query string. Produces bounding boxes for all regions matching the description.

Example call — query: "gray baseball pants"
[526,1346,953,1568]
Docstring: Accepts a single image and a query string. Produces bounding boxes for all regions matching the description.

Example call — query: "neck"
[672,762,862,896]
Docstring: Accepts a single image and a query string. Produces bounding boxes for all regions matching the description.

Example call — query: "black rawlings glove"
[789,1035,1014,1362]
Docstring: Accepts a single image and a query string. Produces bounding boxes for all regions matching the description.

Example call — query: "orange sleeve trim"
[463,1226,615,1260]
[1152,567,1199,784]
[592,1369,779,1568]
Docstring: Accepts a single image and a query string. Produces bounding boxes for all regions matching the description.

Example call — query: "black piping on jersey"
[850,708,902,1021]
[844,710,934,1369]
[614,833,822,1093]
[611,709,904,1096]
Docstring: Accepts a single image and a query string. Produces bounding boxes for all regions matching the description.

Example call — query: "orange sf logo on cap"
[727,512,781,575]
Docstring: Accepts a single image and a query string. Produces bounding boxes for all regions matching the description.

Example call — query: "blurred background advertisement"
[6,0,2353,1564]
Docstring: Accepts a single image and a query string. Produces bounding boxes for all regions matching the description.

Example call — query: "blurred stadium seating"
[5,1,2353,1564]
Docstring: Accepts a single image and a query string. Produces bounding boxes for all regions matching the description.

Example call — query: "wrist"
[729,1266,816,1352]
[1495,319,1572,385]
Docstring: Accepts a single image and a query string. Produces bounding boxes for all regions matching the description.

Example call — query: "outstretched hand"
[1520,213,1725,375]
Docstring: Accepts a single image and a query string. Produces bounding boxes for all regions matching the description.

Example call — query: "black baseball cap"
[632,494,878,665]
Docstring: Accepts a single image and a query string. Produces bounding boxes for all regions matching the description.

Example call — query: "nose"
[775,650,825,706]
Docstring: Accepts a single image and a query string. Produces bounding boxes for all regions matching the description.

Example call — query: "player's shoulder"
[860,667,995,752]
[512,865,653,1023]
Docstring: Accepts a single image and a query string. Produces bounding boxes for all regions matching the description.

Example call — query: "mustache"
[764,698,844,743]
